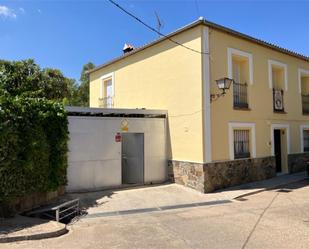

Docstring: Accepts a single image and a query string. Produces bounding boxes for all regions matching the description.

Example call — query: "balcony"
[302,94,309,115]
[233,82,248,109]
[98,96,114,108]
[273,89,285,113]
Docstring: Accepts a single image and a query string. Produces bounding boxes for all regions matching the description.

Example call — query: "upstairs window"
[228,48,253,109]
[99,73,114,108]
[298,69,309,115]
[232,60,248,108]
[268,60,288,112]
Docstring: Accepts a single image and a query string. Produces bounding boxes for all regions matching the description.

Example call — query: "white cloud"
[19,7,25,14]
[0,5,17,19]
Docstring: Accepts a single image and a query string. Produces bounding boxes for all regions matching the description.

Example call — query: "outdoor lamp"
[210,77,234,102]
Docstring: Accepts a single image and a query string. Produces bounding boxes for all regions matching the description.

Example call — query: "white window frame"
[270,124,290,156]
[298,68,309,94]
[300,125,309,153]
[227,48,253,85]
[100,72,115,99]
[202,26,212,163]
[268,60,288,91]
[228,122,256,160]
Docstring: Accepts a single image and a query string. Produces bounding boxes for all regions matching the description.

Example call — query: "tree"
[0,59,77,102]
[76,62,95,107]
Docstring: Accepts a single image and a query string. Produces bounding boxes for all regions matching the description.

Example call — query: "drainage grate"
[235,197,248,202]
[85,199,231,219]
[276,189,292,193]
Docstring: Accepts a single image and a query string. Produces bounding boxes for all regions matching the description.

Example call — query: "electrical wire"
[194,0,200,17]
[107,0,209,55]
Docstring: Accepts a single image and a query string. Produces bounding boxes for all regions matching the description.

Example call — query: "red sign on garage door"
[115,133,122,142]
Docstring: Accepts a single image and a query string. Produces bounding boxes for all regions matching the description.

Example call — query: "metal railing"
[27,198,80,222]
[98,96,114,108]
[302,94,309,114]
[54,199,80,222]
[233,82,248,108]
[234,129,250,159]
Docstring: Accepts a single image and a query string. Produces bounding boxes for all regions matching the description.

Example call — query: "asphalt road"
[3,179,309,249]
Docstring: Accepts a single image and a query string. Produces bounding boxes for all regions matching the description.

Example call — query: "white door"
[105,79,113,108]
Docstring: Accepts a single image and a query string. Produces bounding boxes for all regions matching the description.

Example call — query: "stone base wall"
[203,157,276,192]
[168,156,276,193]
[0,187,65,218]
[168,161,205,192]
[288,153,309,173]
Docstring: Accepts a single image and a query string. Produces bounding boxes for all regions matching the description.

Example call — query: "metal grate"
[234,130,250,159]
[233,82,248,108]
[98,96,114,108]
[302,94,309,114]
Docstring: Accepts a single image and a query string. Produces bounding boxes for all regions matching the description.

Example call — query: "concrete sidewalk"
[0,215,67,243]
[0,172,307,244]
[211,171,308,200]
[4,179,309,249]
[65,171,308,218]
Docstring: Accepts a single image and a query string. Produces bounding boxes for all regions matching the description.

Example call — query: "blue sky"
[0,0,309,83]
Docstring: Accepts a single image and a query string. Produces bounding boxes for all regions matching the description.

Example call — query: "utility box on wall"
[66,107,167,192]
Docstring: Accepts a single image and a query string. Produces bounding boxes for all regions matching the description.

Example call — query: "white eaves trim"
[99,72,115,99]
[268,60,288,91]
[298,68,309,94]
[227,48,254,85]
[228,122,256,160]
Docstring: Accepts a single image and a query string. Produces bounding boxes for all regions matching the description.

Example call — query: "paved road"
[3,179,309,249]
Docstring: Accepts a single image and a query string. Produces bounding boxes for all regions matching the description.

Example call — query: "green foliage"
[0,59,96,107]
[0,93,68,204]
[0,59,97,213]
[0,59,76,101]
[70,62,95,107]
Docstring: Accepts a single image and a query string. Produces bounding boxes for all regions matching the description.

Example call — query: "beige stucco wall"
[90,26,204,162]
[209,28,309,161]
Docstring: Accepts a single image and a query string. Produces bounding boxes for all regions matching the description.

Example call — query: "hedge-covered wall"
[0,92,68,216]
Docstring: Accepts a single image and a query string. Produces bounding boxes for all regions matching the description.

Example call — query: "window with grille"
[233,82,248,108]
[232,61,248,108]
[303,130,309,152]
[234,129,250,159]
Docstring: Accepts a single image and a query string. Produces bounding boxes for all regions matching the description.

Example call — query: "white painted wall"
[66,116,167,192]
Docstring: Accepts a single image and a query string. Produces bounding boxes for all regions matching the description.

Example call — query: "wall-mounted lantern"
[210,77,234,102]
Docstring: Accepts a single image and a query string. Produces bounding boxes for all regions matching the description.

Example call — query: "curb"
[0,225,68,243]
[234,176,308,200]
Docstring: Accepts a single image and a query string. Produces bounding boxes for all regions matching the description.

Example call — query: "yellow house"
[88,18,309,192]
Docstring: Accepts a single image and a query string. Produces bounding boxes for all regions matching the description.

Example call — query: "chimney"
[123,43,134,54]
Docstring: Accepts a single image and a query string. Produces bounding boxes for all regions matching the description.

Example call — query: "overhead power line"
[194,0,200,17]
[107,0,208,55]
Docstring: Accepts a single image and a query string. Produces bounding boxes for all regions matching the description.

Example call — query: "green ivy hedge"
[0,92,68,208]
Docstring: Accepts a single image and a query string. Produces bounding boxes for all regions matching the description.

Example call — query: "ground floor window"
[303,130,309,152]
[234,129,250,159]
